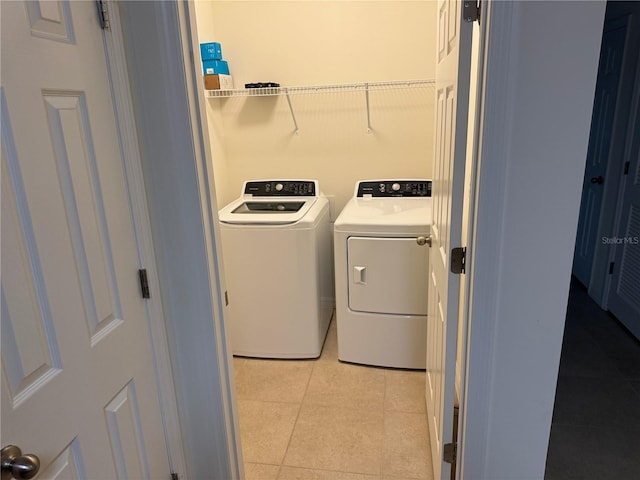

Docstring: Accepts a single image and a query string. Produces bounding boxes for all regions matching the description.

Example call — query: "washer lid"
[232,201,306,214]
[219,180,322,225]
[219,197,318,225]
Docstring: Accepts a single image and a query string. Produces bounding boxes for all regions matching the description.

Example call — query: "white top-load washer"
[334,180,432,369]
[219,180,333,358]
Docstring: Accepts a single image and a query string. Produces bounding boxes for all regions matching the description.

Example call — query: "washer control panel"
[357,180,432,197]
[244,181,317,197]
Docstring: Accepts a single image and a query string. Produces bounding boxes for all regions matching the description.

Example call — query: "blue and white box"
[200,42,222,61]
[203,59,229,75]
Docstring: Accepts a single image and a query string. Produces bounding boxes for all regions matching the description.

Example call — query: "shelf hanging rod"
[365,83,372,134]
[284,89,299,135]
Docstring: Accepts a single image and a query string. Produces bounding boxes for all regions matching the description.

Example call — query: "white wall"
[120,2,609,478]
[194,1,437,215]
[194,1,232,204]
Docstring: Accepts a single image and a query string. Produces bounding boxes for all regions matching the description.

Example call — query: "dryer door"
[347,236,428,315]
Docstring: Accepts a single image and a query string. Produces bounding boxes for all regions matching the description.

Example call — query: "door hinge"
[451,247,467,274]
[225,290,229,306]
[624,161,630,175]
[609,262,615,275]
[139,269,151,299]
[450,405,460,480]
[96,0,110,30]
[443,442,457,464]
[170,473,179,480]
[463,1,481,23]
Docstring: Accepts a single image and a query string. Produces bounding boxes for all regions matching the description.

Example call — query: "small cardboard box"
[204,74,234,90]
[200,42,222,61]
[202,59,229,75]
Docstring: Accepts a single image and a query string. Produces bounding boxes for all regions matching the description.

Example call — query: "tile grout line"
[380,371,388,478]
[278,332,321,473]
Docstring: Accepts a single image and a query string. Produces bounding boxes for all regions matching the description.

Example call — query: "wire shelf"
[205,79,435,134]
[205,79,435,98]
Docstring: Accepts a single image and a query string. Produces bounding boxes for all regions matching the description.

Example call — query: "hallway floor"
[233,317,433,480]
[545,280,640,479]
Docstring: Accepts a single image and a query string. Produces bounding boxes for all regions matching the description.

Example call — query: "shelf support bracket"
[284,88,299,135]
[365,83,372,134]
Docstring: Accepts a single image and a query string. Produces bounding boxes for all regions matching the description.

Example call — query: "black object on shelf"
[245,82,281,88]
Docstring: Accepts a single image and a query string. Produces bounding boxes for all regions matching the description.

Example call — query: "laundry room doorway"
[114,1,608,478]
[189,1,463,479]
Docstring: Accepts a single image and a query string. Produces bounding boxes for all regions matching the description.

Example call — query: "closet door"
[607,78,640,341]
[573,17,628,287]
[1,1,171,477]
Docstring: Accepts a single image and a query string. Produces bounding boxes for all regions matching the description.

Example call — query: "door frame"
[456,1,514,474]
[117,1,243,478]
[101,2,187,475]
[458,1,606,477]
[119,0,606,478]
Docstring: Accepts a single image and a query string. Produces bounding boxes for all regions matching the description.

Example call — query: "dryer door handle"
[417,235,432,247]
[353,266,367,284]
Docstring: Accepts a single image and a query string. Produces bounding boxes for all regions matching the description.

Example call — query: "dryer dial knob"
[392,183,401,192]
[275,183,284,191]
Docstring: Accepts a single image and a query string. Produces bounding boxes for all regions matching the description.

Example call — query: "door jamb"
[453,0,495,477]
[117,0,244,477]
[458,0,607,476]
[456,0,513,475]
[102,2,187,475]
[177,1,244,476]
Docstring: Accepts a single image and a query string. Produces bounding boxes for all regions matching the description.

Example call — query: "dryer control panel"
[243,181,317,197]
[356,180,432,197]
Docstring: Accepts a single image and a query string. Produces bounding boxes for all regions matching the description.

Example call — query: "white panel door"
[347,236,428,315]
[573,18,628,286]
[1,1,170,478]
[426,1,473,478]
[608,97,640,340]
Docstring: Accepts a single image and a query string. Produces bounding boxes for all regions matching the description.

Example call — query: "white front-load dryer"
[334,180,432,369]
[219,180,333,358]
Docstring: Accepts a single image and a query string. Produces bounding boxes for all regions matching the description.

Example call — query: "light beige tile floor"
[234,317,434,480]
